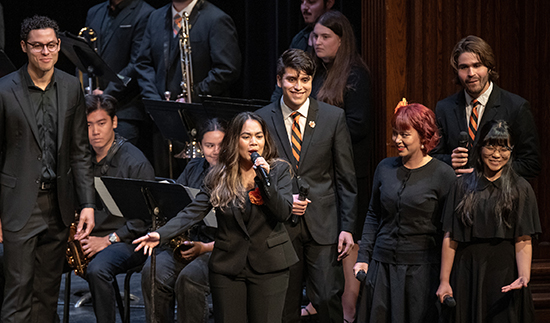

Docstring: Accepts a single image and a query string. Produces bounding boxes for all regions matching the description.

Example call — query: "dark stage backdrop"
[2,0,361,101]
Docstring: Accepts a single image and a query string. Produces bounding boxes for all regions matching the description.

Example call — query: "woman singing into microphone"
[134,112,298,323]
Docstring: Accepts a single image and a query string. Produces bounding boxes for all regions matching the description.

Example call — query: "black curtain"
[3,0,361,100]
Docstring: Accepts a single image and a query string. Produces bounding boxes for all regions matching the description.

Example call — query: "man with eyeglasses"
[0,15,95,323]
[431,35,541,180]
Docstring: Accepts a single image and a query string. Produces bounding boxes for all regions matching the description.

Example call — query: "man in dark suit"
[85,0,154,145]
[136,0,241,102]
[0,16,95,322]
[256,49,357,323]
[431,35,541,179]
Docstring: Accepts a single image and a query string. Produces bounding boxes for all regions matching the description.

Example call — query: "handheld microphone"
[355,269,367,282]
[250,152,270,187]
[458,131,468,149]
[290,177,309,225]
[458,131,469,169]
[443,295,456,307]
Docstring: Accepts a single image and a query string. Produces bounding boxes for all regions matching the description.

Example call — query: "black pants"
[2,190,69,323]
[210,264,289,323]
[282,218,344,323]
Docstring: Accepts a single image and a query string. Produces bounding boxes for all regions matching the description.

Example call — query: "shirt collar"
[108,0,131,16]
[465,81,493,106]
[22,63,56,90]
[477,174,502,190]
[280,96,310,121]
[172,0,198,17]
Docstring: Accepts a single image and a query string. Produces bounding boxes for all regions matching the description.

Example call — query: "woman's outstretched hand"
[133,232,161,256]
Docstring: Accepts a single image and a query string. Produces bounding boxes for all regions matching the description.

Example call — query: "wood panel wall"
[361,0,549,257]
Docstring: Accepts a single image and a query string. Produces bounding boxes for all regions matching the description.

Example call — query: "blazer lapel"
[55,71,68,149]
[270,104,294,167]
[476,85,501,146]
[163,6,173,76]
[12,71,41,147]
[453,91,468,134]
[299,98,318,168]
[100,2,136,52]
[230,207,250,239]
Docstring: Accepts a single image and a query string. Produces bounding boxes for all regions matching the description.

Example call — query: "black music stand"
[58,31,128,89]
[200,94,270,109]
[0,49,16,78]
[100,176,193,323]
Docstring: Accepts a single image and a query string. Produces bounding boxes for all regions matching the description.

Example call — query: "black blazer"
[431,84,541,179]
[136,0,241,101]
[0,67,94,231]
[86,0,154,119]
[256,98,358,245]
[156,162,298,276]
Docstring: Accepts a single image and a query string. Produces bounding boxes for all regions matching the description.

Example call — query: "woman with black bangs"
[437,120,541,323]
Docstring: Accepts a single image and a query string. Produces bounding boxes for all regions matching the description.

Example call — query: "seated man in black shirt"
[82,94,155,323]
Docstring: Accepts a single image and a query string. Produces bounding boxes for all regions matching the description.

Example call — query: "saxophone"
[66,217,90,277]
[155,215,193,264]
[168,231,194,264]
[177,11,194,103]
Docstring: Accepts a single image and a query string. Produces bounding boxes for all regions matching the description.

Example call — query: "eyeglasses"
[483,144,513,155]
[25,41,59,53]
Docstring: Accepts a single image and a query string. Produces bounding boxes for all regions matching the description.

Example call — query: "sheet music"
[95,177,123,217]
[185,186,217,228]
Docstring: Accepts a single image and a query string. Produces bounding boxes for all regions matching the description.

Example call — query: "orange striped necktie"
[468,99,480,148]
[290,111,302,169]
[173,14,182,37]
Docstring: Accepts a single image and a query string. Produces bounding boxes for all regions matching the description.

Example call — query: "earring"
[421,144,425,149]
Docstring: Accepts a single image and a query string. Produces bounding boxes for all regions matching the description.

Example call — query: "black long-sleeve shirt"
[358,157,456,265]
[91,135,155,240]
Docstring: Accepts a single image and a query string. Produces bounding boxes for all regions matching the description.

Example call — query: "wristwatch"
[108,232,118,244]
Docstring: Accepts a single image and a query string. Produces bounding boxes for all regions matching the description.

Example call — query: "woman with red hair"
[354,101,456,322]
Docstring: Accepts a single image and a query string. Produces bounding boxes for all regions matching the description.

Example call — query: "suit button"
[37,156,41,161]
[35,180,40,184]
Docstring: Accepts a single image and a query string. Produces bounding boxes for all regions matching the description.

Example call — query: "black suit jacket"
[256,98,358,245]
[156,162,298,276]
[0,67,94,231]
[136,0,241,101]
[431,84,541,179]
[86,0,154,120]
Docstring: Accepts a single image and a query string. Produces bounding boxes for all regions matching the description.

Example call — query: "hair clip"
[394,98,408,113]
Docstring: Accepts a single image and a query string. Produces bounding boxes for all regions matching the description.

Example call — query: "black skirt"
[443,239,535,323]
[357,260,440,323]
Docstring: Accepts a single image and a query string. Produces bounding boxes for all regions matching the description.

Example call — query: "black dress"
[357,157,456,323]
[442,174,541,323]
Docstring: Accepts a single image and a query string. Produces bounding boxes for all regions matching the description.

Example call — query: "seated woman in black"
[141,118,225,323]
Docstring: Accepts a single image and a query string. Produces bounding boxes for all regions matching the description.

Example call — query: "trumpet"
[177,11,194,103]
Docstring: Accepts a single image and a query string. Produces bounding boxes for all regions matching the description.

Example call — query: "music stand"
[100,176,193,323]
[200,94,270,109]
[58,31,127,89]
[0,49,16,78]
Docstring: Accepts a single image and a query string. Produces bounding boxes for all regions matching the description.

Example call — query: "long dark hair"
[456,120,518,227]
[314,10,369,108]
[204,112,279,210]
